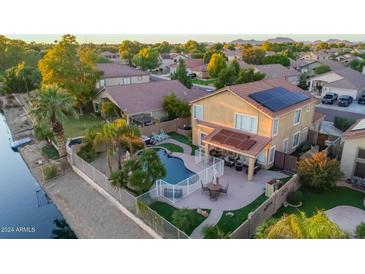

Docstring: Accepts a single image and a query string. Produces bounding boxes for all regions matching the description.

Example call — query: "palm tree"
[257,211,347,239]
[92,122,119,176]
[30,85,78,157]
[119,124,144,155]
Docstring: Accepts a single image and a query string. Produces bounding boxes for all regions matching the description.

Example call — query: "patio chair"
[201,181,209,192]
[220,183,229,194]
[160,129,169,140]
[224,156,235,167]
[151,132,163,143]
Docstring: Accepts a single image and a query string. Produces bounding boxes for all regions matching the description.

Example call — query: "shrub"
[314,65,330,75]
[42,144,59,160]
[334,116,356,132]
[287,191,303,205]
[43,164,58,180]
[78,143,97,163]
[34,123,53,141]
[297,151,340,192]
[355,222,365,239]
[203,225,230,239]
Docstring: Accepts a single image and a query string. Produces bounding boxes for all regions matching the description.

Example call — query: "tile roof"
[171,58,205,69]
[324,68,365,90]
[254,64,300,78]
[106,80,208,114]
[191,79,316,118]
[96,63,148,78]
[318,59,346,71]
[198,120,271,157]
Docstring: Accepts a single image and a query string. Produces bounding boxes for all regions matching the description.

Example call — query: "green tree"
[132,47,159,71]
[334,116,356,131]
[162,93,190,120]
[207,53,227,78]
[316,42,330,51]
[297,151,341,192]
[256,211,347,239]
[30,85,78,157]
[241,47,266,64]
[214,61,240,89]
[170,59,192,88]
[298,73,308,90]
[313,65,330,75]
[235,68,265,84]
[2,62,40,95]
[157,41,172,53]
[118,40,141,65]
[38,35,99,113]
[349,59,365,72]
[355,222,365,239]
[110,149,166,194]
[262,54,290,67]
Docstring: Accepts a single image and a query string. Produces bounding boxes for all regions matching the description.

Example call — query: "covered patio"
[201,127,271,181]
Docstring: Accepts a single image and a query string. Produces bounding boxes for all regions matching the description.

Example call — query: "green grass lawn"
[168,132,198,155]
[158,143,184,153]
[192,78,216,86]
[63,114,104,139]
[149,201,210,236]
[216,193,268,234]
[274,186,365,218]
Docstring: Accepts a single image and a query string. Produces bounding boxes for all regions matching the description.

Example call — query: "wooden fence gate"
[274,151,298,172]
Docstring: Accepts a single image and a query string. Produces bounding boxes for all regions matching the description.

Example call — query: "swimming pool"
[153,148,196,185]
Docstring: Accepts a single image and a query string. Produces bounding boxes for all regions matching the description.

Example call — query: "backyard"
[158,143,184,153]
[274,186,365,218]
[63,114,104,139]
[149,201,210,236]
[168,131,198,155]
[192,78,216,86]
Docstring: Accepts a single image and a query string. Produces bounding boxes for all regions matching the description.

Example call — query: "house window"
[268,146,276,164]
[292,131,300,148]
[272,118,279,137]
[94,102,100,113]
[137,76,142,81]
[354,162,365,178]
[234,113,258,134]
[193,104,203,120]
[99,79,105,87]
[358,149,365,160]
[123,77,131,85]
[282,138,288,153]
[294,109,302,125]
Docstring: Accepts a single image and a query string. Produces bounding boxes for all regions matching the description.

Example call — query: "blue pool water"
[154,148,195,184]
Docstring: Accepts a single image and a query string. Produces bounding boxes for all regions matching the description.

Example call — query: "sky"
[5,34,365,44]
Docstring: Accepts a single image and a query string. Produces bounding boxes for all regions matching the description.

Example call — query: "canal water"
[0,113,76,239]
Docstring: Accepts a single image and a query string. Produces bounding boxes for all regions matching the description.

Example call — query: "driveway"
[326,206,365,237]
[316,102,365,122]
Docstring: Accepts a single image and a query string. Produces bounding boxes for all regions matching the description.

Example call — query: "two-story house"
[95,63,150,89]
[190,79,317,180]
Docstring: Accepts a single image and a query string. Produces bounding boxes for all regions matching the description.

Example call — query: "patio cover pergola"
[202,126,271,181]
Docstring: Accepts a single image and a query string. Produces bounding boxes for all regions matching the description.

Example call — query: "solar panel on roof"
[249,87,309,112]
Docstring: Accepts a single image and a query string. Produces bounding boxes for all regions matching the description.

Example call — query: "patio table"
[207,182,222,200]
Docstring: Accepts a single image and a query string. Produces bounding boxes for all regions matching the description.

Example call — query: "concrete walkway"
[190,209,223,239]
[326,206,365,237]
[160,138,192,155]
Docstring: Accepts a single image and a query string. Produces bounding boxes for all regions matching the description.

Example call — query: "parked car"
[321,93,338,104]
[358,94,365,105]
[338,95,353,107]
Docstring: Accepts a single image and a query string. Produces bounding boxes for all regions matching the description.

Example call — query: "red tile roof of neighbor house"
[191,78,317,118]
[96,63,148,78]
[106,80,209,115]
[343,119,365,139]
[197,120,271,157]
[254,64,300,78]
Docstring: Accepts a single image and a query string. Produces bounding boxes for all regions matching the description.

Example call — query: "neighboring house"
[190,78,317,180]
[158,53,190,72]
[92,80,208,123]
[100,51,119,60]
[340,119,365,180]
[95,63,150,89]
[293,59,346,76]
[308,67,365,99]
[254,64,301,85]
[170,58,208,79]
[299,50,331,61]
[223,49,241,61]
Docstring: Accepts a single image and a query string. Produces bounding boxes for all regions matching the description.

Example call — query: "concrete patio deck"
[173,166,288,211]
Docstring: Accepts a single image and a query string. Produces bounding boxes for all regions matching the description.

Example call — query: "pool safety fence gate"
[154,149,224,204]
